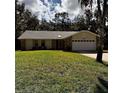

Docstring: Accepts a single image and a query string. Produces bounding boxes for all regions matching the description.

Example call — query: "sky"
[18,0,84,21]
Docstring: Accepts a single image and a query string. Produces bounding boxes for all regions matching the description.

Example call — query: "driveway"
[81,53,108,62]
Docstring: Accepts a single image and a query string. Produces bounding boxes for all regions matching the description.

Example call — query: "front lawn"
[16,50,107,93]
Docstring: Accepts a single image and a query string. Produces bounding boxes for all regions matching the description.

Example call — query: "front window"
[33,40,38,47]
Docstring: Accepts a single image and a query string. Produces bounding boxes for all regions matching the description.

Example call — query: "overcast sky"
[18,0,84,21]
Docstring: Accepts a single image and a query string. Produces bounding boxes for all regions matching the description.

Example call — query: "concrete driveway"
[81,53,108,62]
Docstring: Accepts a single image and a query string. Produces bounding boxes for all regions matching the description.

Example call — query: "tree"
[79,0,108,62]
[71,15,87,30]
[26,15,39,30]
[15,1,27,38]
[84,9,93,27]
[38,18,51,30]
[53,12,71,31]
[15,0,40,49]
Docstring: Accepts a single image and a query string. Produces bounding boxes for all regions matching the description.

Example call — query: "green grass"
[16,50,108,93]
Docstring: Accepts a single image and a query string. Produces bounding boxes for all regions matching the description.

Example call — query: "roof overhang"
[18,30,99,40]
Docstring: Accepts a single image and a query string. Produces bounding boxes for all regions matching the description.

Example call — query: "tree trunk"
[96,25,104,62]
[96,0,104,63]
[96,45,103,62]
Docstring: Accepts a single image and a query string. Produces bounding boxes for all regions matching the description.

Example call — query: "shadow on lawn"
[94,76,108,93]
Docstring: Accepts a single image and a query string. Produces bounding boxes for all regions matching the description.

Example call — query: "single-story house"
[18,30,98,51]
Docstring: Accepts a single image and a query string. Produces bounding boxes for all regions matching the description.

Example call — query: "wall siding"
[25,39,33,50]
[72,32,96,40]
[45,40,52,49]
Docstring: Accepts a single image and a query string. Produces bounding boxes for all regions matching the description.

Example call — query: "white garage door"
[72,40,96,51]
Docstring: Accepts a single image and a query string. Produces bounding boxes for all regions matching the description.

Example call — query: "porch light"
[58,35,62,38]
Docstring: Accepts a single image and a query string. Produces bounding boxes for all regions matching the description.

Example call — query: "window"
[33,40,38,46]
[72,39,95,42]
[33,40,38,48]
[41,40,45,46]
[86,40,88,42]
[75,40,77,42]
[91,40,95,42]
[89,40,92,42]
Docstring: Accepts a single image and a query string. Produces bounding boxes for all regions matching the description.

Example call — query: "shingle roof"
[18,31,79,39]
[18,30,98,40]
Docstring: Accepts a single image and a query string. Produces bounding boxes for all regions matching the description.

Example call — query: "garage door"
[72,40,96,51]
